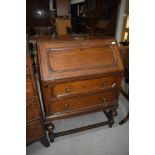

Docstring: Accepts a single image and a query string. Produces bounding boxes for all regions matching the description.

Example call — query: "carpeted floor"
[26,93,129,155]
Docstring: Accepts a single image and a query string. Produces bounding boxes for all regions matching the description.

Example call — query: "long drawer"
[26,119,43,144]
[53,75,117,98]
[26,98,40,123]
[49,89,117,114]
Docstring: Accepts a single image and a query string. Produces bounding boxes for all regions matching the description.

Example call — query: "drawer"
[26,120,43,144]
[26,98,40,123]
[49,89,117,114]
[26,77,35,98]
[53,76,117,98]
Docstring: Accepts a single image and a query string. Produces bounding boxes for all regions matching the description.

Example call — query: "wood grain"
[53,75,117,98]
[56,0,69,16]
[37,35,124,141]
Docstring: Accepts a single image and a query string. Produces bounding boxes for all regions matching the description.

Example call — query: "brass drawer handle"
[65,85,70,93]
[102,82,116,89]
[102,82,106,88]
[65,82,71,94]
[102,97,106,103]
[64,103,69,110]
[111,83,116,87]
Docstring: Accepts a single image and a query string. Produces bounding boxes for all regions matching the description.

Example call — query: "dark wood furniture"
[56,0,70,16]
[37,34,124,142]
[26,50,49,147]
[71,0,120,35]
[26,0,51,35]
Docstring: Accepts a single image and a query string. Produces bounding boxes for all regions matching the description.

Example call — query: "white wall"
[115,0,127,43]
[71,0,84,5]
[49,0,55,11]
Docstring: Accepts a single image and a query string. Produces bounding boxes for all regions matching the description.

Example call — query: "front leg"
[46,123,55,143]
[108,109,117,128]
[104,109,116,128]
[40,135,50,147]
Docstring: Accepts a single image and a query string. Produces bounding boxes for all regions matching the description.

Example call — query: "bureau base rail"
[54,121,110,138]
[45,109,117,143]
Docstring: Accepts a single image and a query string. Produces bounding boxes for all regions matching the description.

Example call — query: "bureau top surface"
[37,34,124,81]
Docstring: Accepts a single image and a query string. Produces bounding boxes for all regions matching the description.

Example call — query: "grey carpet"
[27,93,129,155]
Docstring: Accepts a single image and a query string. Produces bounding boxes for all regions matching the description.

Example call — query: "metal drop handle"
[64,103,69,110]
[102,97,106,103]
[102,82,116,88]
[111,83,116,87]
[65,82,71,94]
[65,86,70,93]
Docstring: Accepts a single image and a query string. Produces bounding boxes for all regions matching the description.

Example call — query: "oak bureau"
[36,34,124,142]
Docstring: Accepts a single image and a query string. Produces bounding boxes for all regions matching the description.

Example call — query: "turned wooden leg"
[46,123,55,143]
[104,109,117,128]
[108,109,117,128]
[40,136,50,147]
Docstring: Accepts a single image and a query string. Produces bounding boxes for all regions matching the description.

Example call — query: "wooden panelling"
[37,36,124,81]
[48,46,116,72]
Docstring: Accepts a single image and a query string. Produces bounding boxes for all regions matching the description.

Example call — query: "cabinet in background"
[26,50,49,147]
[56,0,70,16]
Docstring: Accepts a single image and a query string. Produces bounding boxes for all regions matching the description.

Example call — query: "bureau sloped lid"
[37,38,124,81]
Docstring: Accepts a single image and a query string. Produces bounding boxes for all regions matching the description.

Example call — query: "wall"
[115,0,127,42]
[71,0,84,4]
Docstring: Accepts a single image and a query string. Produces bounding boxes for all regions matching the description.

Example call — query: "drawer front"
[49,90,117,114]
[26,77,35,98]
[53,76,117,97]
[26,98,40,123]
[26,120,43,144]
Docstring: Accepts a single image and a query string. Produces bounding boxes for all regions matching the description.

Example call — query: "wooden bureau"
[37,34,124,142]
[26,50,49,146]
